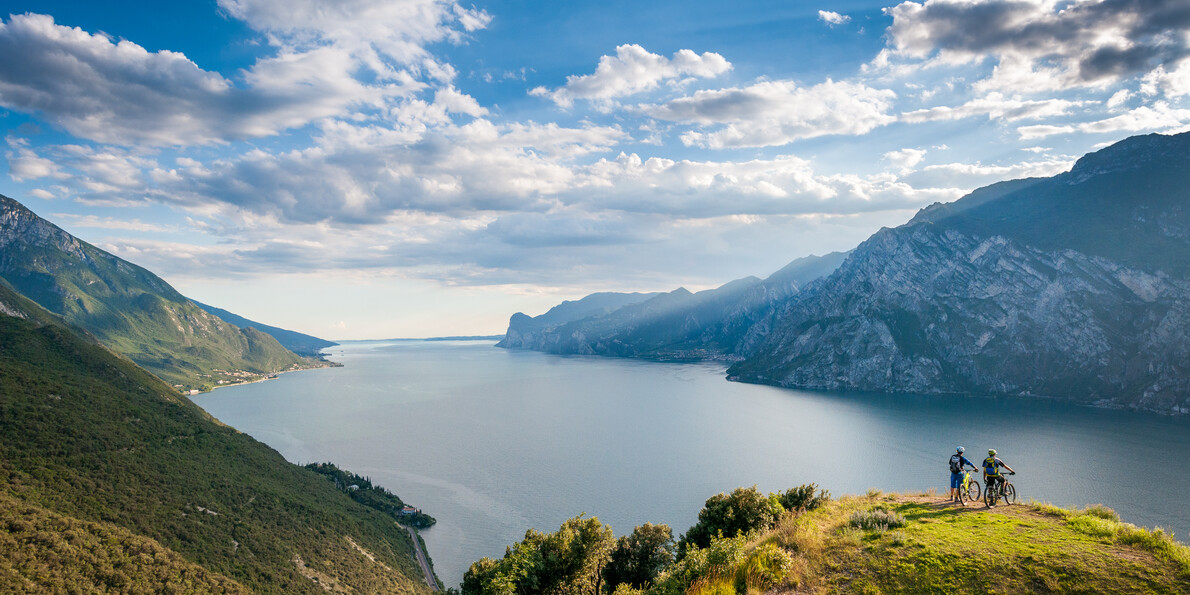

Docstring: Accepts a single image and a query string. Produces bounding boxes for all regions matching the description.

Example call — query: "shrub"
[1083,505,1120,522]
[775,484,830,513]
[678,487,783,553]
[848,508,906,533]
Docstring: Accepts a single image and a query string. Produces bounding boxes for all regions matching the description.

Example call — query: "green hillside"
[0,491,248,594]
[0,193,315,392]
[464,487,1190,594]
[0,281,433,593]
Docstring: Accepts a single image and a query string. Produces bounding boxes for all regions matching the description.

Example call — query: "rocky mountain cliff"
[728,131,1190,412]
[498,251,849,360]
[502,132,1190,412]
[0,194,310,391]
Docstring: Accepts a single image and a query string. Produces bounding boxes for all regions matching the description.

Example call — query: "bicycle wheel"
[984,483,996,507]
[1004,483,1016,504]
[966,479,982,502]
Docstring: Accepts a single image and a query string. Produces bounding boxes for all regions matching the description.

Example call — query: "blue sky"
[2,0,1189,339]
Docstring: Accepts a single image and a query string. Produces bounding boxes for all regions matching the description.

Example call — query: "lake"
[196,340,1190,587]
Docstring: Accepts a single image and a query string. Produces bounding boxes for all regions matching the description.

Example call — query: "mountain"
[497,251,849,360]
[194,301,337,356]
[0,280,433,593]
[0,194,312,391]
[727,131,1190,412]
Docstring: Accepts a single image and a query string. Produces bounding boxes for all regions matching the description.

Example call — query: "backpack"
[984,456,1000,476]
[949,454,962,474]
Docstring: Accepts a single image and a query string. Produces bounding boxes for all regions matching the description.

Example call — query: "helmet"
[988,449,997,456]
[956,446,965,453]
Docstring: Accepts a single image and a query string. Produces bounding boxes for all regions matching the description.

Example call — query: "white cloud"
[216,0,490,69]
[530,44,731,108]
[6,146,63,181]
[1017,103,1190,139]
[902,156,1076,188]
[1141,60,1190,99]
[1106,89,1133,109]
[818,10,851,27]
[884,148,927,173]
[900,92,1087,123]
[644,79,896,148]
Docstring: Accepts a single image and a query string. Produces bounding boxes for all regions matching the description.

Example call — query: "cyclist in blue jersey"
[982,449,1016,507]
[948,446,978,505]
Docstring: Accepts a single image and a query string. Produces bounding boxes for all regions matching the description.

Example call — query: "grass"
[756,493,1190,594]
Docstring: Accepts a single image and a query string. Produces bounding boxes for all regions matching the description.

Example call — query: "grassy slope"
[755,493,1190,594]
[0,283,432,594]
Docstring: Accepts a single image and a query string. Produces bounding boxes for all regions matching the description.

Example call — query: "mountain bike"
[957,469,981,504]
[984,472,1016,507]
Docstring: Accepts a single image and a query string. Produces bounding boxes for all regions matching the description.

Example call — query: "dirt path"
[405,525,438,591]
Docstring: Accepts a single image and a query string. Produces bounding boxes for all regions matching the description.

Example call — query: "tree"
[461,515,614,595]
[602,523,674,592]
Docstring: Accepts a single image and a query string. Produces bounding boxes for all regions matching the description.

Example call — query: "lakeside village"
[173,368,282,394]
[305,462,437,529]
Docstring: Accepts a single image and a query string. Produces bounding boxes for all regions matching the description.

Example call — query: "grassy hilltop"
[464,487,1190,595]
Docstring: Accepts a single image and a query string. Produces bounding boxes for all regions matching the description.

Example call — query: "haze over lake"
[197,340,1190,587]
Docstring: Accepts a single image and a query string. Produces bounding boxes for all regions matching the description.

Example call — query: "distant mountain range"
[498,252,849,359]
[0,194,334,391]
[501,132,1190,413]
[0,279,431,593]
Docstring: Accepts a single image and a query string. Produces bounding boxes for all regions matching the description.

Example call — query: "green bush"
[678,487,783,554]
[774,484,830,513]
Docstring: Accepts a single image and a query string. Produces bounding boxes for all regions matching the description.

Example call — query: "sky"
[2,0,1189,339]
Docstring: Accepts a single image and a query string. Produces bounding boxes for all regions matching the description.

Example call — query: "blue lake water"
[195,340,1190,587]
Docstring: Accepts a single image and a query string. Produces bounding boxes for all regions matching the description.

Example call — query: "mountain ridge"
[0,193,316,391]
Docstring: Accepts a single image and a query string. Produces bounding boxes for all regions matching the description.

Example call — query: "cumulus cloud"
[879,0,1190,93]
[643,79,896,148]
[0,13,388,146]
[1141,59,1190,99]
[530,44,731,108]
[818,10,851,27]
[217,0,491,71]
[884,148,927,173]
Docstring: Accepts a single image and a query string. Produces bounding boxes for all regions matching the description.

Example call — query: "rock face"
[497,252,849,360]
[0,193,308,390]
[501,131,1190,412]
[729,131,1190,413]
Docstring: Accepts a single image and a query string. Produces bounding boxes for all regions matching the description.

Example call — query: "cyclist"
[982,449,1016,507]
[948,446,978,505]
